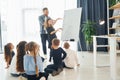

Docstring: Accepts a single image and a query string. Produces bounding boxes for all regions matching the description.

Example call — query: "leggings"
[27,72,49,80]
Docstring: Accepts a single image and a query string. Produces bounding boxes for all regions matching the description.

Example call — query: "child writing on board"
[44,18,62,49]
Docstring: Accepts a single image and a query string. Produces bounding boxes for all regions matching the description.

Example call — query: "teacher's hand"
[56,18,62,21]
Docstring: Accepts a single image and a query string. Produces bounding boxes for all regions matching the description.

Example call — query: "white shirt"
[44,16,48,34]
[9,55,19,74]
[64,49,79,68]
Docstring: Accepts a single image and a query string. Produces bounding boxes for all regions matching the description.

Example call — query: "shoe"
[21,73,27,78]
[51,71,59,76]
[57,68,63,73]
[11,73,20,77]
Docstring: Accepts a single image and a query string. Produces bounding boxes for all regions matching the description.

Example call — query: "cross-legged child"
[45,38,66,76]
[24,42,49,80]
[63,42,80,69]
[10,41,27,77]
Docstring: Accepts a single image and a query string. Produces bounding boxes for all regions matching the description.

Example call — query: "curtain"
[77,0,108,51]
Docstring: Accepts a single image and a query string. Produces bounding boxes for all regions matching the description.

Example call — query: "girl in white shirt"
[63,42,80,68]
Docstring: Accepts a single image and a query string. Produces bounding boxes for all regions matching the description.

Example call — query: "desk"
[93,35,109,67]
[93,36,119,80]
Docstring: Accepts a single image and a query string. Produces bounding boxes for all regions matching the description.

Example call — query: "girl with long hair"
[44,19,62,49]
[4,43,15,68]
[24,41,49,80]
[10,41,27,77]
[16,41,27,77]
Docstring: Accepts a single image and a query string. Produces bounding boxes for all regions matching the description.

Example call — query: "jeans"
[27,72,49,80]
[62,62,73,69]
[40,34,48,55]
[44,64,63,74]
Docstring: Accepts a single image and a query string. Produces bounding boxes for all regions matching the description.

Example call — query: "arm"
[23,55,29,72]
[38,56,44,72]
[52,18,62,25]
[39,16,44,26]
[50,28,62,35]
[49,50,53,62]
[61,48,67,60]
[74,52,80,66]
[50,29,59,35]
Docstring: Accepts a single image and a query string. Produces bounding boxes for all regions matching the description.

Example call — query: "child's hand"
[56,18,62,21]
[59,28,63,30]
[57,28,63,31]
[77,64,80,66]
[56,28,60,31]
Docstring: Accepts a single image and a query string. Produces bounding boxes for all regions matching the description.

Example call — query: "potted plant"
[82,20,96,51]
[109,0,120,7]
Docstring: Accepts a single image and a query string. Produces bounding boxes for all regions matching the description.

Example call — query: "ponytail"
[25,42,39,77]
[4,45,11,62]
[33,48,39,77]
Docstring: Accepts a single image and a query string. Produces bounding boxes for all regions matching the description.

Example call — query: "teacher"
[39,7,60,56]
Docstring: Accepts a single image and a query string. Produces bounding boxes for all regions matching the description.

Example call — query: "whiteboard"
[61,8,82,41]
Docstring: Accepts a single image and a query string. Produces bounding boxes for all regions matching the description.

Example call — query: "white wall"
[42,0,77,50]
[1,0,77,48]
[1,0,43,45]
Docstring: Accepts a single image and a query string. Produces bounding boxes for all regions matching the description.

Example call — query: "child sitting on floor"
[63,42,80,69]
[10,41,27,77]
[4,43,15,69]
[45,38,66,76]
[24,41,49,80]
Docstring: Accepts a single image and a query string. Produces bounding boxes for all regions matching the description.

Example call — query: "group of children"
[4,39,79,80]
[4,18,79,80]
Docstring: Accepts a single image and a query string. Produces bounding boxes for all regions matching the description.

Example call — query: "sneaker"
[51,71,59,76]
[11,73,20,77]
[21,73,27,78]
[57,68,63,73]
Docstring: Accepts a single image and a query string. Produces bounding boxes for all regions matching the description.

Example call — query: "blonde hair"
[64,42,70,49]
[25,41,39,77]
[52,38,60,46]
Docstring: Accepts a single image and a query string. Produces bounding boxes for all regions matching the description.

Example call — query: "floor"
[0,52,120,80]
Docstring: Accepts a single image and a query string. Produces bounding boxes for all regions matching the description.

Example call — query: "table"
[93,35,118,80]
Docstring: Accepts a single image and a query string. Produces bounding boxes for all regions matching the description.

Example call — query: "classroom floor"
[0,52,120,80]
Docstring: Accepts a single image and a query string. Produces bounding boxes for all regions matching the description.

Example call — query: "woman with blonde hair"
[24,41,49,80]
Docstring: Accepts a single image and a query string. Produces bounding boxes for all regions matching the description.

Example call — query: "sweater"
[24,54,43,75]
